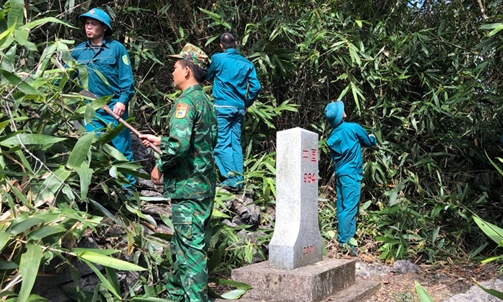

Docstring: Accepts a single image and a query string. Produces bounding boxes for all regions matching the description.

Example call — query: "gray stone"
[392,259,420,274]
[233,203,261,227]
[230,259,355,302]
[269,127,323,270]
[355,261,392,279]
[443,278,503,302]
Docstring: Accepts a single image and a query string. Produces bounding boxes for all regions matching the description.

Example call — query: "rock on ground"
[443,277,503,302]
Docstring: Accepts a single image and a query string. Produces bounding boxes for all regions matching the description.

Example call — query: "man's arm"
[206,59,216,81]
[158,100,195,170]
[245,67,261,107]
[117,44,135,105]
[355,124,377,147]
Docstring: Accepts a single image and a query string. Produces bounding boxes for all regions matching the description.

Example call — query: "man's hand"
[113,102,126,116]
[151,166,163,185]
[139,134,161,147]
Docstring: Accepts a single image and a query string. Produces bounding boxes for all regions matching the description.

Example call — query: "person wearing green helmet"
[71,8,137,187]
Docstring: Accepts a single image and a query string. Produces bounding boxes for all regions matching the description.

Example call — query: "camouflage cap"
[169,43,208,70]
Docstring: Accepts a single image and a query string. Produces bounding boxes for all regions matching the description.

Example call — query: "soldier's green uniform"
[156,45,217,301]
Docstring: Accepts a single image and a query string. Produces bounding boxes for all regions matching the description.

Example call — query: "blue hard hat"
[325,100,345,128]
[79,8,113,35]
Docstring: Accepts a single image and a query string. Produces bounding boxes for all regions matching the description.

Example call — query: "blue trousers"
[85,112,136,185]
[335,175,361,244]
[214,106,245,188]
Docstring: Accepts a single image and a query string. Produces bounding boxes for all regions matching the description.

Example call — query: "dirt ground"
[308,233,501,302]
[370,263,500,301]
[339,251,502,302]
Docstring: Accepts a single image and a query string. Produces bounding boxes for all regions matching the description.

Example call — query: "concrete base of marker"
[323,279,381,302]
[220,258,367,302]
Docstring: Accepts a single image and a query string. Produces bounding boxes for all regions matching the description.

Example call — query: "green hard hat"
[79,8,113,35]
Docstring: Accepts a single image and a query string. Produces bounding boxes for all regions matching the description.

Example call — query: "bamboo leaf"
[481,255,503,264]
[75,166,93,199]
[27,225,67,241]
[82,260,121,300]
[18,243,43,302]
[0,25,15,50]
[66,132,95,169]
[375,236,399,244]
[208,278,252,299]
[198,8,222,20]
[83,103,96,122]
[0,69,41,96]
[212,208,232,219]
[473,215,503,245]
[88,199,125,228]
[220,289,249,300]
[15,28,30,47]
[414,280,434,302]
[0,260,18,270]
[77,251,146,271]
[7,217,45,235]
[0,134,66,147]
[34,42,58,78]
[39,166,72,204]
[102,143,128,161]
[105,267,120,296]
[25,295,51,301]
[71,248,118,256]
[20,17,76,31]
[132,297,174,302]
[0,232,10,252]
[432,227,440,243]
[480,23,503,37]
[475,281,503,299]
[61,285,94,301]
[125,203,157,226]
[7,0,24,28]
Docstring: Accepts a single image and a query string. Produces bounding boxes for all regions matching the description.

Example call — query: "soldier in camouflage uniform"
[139,43,217,302]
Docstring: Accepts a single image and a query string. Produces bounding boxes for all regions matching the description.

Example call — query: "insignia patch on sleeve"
[122,54,130,65]
[175,103,189,118]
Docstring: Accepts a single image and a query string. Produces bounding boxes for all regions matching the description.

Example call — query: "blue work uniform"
[71,38,136,185]
[206,48,261,189]
[327,121,377,244]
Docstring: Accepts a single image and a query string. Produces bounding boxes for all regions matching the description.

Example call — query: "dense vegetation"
[1,0,503,300]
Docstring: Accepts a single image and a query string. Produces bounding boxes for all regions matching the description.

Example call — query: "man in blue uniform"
[206,32,261,192]
[72,8,136,186]
[325,100,377,254]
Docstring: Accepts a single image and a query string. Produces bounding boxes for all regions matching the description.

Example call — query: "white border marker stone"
[269,127,323,270]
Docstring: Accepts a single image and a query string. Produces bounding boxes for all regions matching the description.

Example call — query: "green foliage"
[4,0,503,299]
[472,190,503,299]
[210,192,270,272]
[414,214,503,301]
[0,3,163,300]
[414,280,434,302]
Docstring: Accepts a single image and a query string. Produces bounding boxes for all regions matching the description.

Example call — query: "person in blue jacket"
[206,32,261,192]
[325,100,377,254]
[72,8,136,186]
